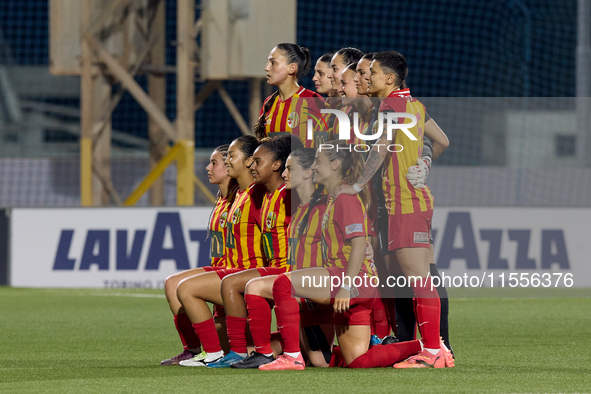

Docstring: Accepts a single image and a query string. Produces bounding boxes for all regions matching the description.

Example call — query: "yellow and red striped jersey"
[209,184,239,268]
[379,88,434,215]
[288,195,328,270]
[260,184,291,269]
[260,87,324,148]
[225,182,266,269]
[320,194,376,277]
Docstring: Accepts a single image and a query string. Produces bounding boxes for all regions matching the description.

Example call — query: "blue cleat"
[206,351,245,368]
[369,334,382,347]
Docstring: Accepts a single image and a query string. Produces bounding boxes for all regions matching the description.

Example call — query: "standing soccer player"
[160,145,238,365]
[312,52,336,96]
[254,44,323,147]
[334,51,453,368]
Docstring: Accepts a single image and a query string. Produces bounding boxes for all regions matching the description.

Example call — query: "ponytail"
[255,44,312,140]
[254,90,279,140]
[298,184,325,238]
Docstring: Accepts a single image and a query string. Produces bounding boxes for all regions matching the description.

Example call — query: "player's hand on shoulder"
[332,184,357,199]
[406,157,431,188]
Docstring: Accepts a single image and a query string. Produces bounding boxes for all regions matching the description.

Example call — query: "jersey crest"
[231,207,242,224]
[219,212,228,228]
[322,212,329,231]
[266,212,277,230]
[287,112,300,128]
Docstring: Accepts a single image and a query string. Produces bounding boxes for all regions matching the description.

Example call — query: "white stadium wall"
[2,206,590,288]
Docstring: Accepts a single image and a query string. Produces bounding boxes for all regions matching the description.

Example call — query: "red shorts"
[202,266,224,272]
[326,266,379,326]
[299,298,334,328]
[214,267,245,280]
[256,266,289,277]
[387,209,433,251]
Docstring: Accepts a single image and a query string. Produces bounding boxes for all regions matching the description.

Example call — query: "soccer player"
[327,47,364,96]
[176,135,266,367]
[312,51,336,96]
[261,142,436,370]
[236,148,334,369]
[338,59,390,343]
[333,51,453,368]
[254,43,323,147]
[393,117,453,352]
[205,136,293,368]
[160,144,238,365]
[356,54,452,351]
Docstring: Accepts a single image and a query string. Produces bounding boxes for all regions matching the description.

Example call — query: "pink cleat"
[258,353,305,371]
[441,340,455,368]
[393,349,446,369]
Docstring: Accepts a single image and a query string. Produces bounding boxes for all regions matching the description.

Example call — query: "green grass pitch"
[1,287,590,393]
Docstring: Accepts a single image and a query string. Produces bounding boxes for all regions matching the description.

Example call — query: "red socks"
[412,277,441,349]
[371,298,390,338]
[245,294,273,354]
[348,340,421,368]
[174,313,201,350]
[226,316,248,354]
[329,346,348,367]
[272,273,301,353]
[192,318,222,353]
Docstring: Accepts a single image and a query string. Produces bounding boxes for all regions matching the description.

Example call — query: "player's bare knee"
[244,277,263,295]
[164,275,179,297]
[220,275,237,299]
[176,279,191,303]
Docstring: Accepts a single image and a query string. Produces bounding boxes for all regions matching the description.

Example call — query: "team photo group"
[160,43,454,370]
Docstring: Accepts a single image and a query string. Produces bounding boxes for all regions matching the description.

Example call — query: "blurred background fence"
[0,0,589,207]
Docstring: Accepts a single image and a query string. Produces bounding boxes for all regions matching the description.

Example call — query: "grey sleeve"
[422,135,433,161]
[422,111,433,160]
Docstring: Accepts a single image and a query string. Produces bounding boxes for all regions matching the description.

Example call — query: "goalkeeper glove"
[406,156,431,188]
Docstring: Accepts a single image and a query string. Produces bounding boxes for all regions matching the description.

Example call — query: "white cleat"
[179,351,223,367]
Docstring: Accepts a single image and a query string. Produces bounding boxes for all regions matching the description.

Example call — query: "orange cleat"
[393,349,445,369]
[258,353,305,371]
[441,340,455,368]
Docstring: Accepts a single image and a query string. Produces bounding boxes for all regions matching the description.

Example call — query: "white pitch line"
[89,292,166,299]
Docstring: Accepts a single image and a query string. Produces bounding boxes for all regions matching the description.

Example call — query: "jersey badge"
[266,212,277,230]
[287,112,300,128]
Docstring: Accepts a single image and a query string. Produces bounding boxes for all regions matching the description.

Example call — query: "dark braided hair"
[290,148,326,238]
[319,51,336,65]
[233,135,261,159]
[258,135,293,174]
[361,52,376,62]
[336,47,364,67]
[254,44,312,140]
